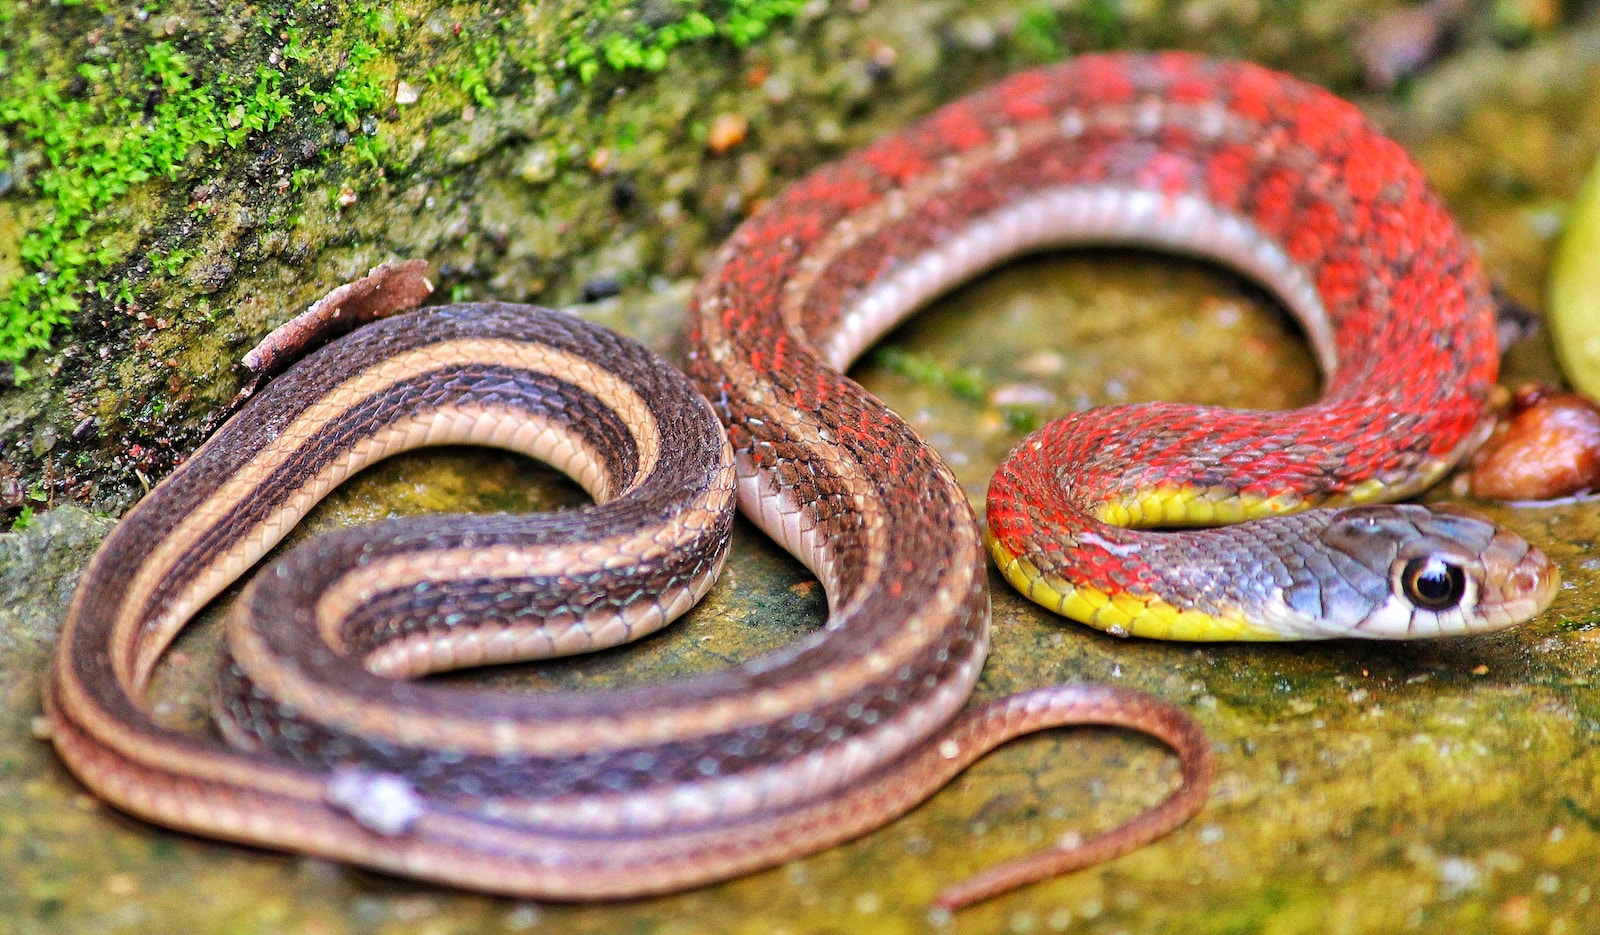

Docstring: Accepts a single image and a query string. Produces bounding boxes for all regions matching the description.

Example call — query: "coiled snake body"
[47,52,1555,908]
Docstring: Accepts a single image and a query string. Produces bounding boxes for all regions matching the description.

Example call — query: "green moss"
[0,15,381,380]
[561,0,802,84]
[0,38,216,378]
[1013,0,1130,62]
[1001,407,1041,433]
[457,35,502,108]
[872,345,988,403]
[0,0,805,380]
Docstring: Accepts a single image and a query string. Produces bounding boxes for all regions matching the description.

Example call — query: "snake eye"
[1399,557,1467,611]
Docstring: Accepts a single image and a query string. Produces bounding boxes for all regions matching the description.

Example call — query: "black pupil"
[1403,558,1466,610]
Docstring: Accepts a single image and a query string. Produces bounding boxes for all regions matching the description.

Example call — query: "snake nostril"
[1513,564,1553,597]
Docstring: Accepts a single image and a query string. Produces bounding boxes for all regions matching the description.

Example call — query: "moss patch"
[0,0,805,380]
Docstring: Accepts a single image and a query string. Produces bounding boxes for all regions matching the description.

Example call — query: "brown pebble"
[1470,383,1600,500]
[864,39,897,72]
[1496,894,1533,931]
[707,112,748,154]
[105,873,139,897]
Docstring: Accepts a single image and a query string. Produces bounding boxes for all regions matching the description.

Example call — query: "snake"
[45,51,1557,910]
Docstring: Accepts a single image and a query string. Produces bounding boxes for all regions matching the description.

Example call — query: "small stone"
[763,73,794,104]
[1017,349,1067,377]
[1470,384,1600,500]
[579,277,622,303]
[503,904,544,930]
[395,80,419,105]
[517,145,558,184]
[990,382,1056,407]
[105,873,138,897]
[707,112,748,154]
[864,39,897,74]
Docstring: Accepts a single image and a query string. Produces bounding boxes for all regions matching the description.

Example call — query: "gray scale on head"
[1289,546,1389,627]
[1312,503,1498,629]
[1129,502,1521,638]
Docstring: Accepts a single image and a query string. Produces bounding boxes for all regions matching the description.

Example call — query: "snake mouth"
[1484,541,1561,627]
[1480,534,1561,629]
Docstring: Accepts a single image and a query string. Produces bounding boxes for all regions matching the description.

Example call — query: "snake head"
[1317,503,1558,638]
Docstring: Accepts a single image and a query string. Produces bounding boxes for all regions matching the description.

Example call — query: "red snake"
[46,51,1555,912]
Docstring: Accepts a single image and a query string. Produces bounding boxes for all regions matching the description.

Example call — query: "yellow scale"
[987,475,1398,641]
